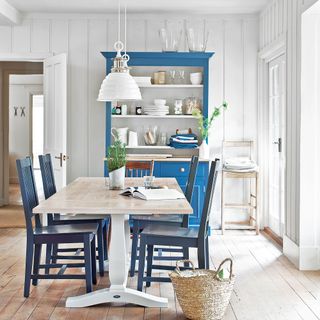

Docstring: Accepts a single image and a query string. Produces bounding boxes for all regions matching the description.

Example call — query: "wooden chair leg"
[183,247,189,267]
[52,244,58,263]
[91,236,97,285]
[83,236,93,293]
[103,221,108,260]
[32,244,42,286]
[45,243,52,274]
[198,240,206,269]
[137,237,146,292]
[205,237,209,269]
[130,221,139,277]
[24,239,34,298]
[97,223,104,277]
[146,245,154,287]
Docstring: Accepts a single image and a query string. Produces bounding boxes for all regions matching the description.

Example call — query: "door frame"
[258,38,286,232]
[0,53,51,205]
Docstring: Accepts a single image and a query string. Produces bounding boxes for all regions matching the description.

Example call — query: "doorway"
[0,54,68,212]
[268,54,286,237]
[8,74,44,205]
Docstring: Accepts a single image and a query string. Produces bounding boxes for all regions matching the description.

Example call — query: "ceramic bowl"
[190,72,203,85]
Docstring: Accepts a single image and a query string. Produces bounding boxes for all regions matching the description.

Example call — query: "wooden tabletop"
[33,177,193,215]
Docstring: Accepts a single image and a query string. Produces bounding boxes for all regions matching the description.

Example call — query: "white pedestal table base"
[66,214,168,308]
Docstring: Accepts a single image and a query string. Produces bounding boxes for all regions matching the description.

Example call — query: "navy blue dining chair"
[137,159,220,291]
[129,156,199,277]
[16,157,98,297]
[38,154,109,277]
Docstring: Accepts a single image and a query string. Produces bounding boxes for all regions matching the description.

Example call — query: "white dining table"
[33,177,193,308]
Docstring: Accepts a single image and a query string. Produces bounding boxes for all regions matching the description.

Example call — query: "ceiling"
[6,0,269,14]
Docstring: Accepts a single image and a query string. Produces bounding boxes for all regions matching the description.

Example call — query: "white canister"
[128,131,138,147]
[121,104,128,115]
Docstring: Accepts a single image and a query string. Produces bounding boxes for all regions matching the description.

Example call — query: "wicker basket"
[169,259,235,320]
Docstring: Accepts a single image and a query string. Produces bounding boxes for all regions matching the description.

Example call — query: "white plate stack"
[144,99,170,116]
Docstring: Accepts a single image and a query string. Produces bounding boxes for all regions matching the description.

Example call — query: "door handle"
[55,153,69,167]
[273,138,282,153]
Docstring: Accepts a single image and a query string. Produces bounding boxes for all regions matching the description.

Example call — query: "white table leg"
[66,214,168,308]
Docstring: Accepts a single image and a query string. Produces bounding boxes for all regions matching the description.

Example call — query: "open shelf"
[138,84,203,88]
[112,115,197,119]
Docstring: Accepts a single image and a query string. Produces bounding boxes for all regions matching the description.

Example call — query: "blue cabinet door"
[154,161,208,226]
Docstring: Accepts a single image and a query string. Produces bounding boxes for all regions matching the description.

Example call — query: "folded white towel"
[224,157,257,170]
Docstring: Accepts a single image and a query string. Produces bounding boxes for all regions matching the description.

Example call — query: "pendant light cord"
[124,4,127,55]
[117,0,121,43]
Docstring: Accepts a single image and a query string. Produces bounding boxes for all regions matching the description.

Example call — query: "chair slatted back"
[38,154,57,199]
[182,156,199,228]
[198,159,220,241]
[16,157,41,233]
[38,154,58,223]
[125,160,154,177]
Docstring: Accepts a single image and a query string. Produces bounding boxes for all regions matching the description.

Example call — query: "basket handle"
[215,258,233,280]
[175,260,195,275]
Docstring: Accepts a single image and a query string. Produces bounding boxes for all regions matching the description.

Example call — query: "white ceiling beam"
[0,0,22,25]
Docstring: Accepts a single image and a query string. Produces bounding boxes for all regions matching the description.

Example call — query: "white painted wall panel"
[0,26,11,52]
[12,19,31,53]
[88,19,108,177]
[67,19,89,181]
[51,20,68,54]
[224,20,244,141]
[31,19,50,53]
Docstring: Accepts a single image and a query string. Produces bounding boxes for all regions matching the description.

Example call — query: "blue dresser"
[102,52,214,227]
[153,161,209,226]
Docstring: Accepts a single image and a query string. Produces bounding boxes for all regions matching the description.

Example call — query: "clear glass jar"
[159,21,182,52]
[159,132,167,146]
[186,20,209,52]
[183,97,202,115]
[144,126,158,145]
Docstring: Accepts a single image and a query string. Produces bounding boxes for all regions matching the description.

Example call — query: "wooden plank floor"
[1,228,320,320]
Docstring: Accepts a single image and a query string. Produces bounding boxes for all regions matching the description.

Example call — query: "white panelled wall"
[259,0,320,270]
[0,13,259,225]
[2,1,320,270]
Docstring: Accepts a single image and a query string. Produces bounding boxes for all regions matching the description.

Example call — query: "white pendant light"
[97,3,141,102]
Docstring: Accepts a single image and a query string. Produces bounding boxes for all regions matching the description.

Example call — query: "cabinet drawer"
[160,162,206,177]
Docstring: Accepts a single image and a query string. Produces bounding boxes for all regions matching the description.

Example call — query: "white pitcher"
[111,127,128,145]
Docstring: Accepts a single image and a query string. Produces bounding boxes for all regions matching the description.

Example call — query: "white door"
[268,54,286,237]
[43,53,68,190]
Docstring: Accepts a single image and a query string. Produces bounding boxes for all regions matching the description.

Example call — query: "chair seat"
[59,214,109,221]
[132,214,182,223]
[141,224,199,239]
[34,223,99,236]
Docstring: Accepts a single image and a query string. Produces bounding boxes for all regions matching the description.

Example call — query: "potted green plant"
[192,101,228,159]
[107,134,127,190]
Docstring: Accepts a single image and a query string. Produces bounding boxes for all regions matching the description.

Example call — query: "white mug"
[128,131,138,147]
[111,127,128,145]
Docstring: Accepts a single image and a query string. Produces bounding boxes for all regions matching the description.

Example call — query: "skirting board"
[283,235,320,270]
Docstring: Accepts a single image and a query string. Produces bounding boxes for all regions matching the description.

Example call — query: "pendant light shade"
[97,70,142,101]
